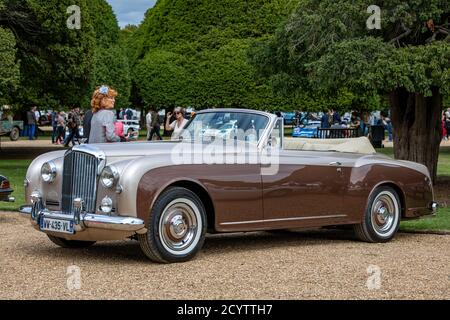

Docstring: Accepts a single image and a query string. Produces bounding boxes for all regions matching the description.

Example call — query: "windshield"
[182,111,270,143]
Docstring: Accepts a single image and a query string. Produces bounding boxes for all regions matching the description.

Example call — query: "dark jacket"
[151,111,160,127]
[321,114,331,129]
[83,110,93,143]
[26,111,36,125]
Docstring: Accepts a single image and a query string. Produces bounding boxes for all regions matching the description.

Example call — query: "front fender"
[25,151,65,206]
[116,155,186,219]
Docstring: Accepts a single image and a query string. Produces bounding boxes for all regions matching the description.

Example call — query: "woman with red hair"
[88,85,123,144]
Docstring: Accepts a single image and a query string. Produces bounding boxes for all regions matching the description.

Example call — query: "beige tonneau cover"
[284,137,376,155]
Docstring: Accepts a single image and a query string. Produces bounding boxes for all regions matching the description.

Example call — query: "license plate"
[40,217,74,235]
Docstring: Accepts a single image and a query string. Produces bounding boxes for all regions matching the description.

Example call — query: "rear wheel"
[138,187,207,263]
[9,127,20,141]
[47,235,96,248]
[354,186,401,243]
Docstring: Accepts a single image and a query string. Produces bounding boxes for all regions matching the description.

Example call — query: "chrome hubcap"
[371,193,397,235]
[159,200,199,253]
[169,215,188,239]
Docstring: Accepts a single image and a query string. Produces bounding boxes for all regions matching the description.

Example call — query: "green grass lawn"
[0,159,30,211]
[375,146,450,232]
[1,148,449,232]
[400,207,450,232]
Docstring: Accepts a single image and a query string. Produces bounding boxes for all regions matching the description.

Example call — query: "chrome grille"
[61,151,98,213]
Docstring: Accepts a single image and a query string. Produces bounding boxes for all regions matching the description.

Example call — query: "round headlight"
[100,166,119,189]
[100,196,113,214]
[41,161,57,183]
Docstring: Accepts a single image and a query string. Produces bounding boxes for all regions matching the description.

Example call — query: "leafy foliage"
[253,0,450,100]
[0,0,96,109]
[0,0,130,110]
[130,0,301,110]
[87,0,131,108]
[0,26,19,105]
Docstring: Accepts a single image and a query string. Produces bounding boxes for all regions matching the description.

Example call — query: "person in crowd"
[321,110,332,129]
[146,109,153,140]
[33,106,41,139]
[26,106,37,141]
[148,108,162,141]
[55,111,66,145]
[384,112,393,142]
[442,111,447,141]
[444,108,450,140]
[83,108,93,144]
[360,111,370,136]
[165,107,188,141]
[350,111,362,135]
[332,109,341,125]
[21,109,29,137]
[51,110,58,144]
[125,108,133,120]
[64,107,81,147]
[114,117,125,138]
[377,111,393,142]
[89,85,124,144]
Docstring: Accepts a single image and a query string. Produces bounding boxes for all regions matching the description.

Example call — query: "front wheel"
[138,187,207,263]
[47,235,96,248]
[353,186,401,243]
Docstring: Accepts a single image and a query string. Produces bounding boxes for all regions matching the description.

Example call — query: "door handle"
[329,161,342,166]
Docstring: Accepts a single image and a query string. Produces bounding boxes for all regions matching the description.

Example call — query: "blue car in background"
[280,112,296,126]
[292,121,321,138]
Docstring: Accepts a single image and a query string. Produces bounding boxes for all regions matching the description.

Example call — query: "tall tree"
[0,26,19,105]
[0,0,96,109]
[129,0,301,110]
[253,0,450,183]
[87,0,131,109]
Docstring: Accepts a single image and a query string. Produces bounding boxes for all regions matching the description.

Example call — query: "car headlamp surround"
[41,161,57,183]
[100,165,120,189]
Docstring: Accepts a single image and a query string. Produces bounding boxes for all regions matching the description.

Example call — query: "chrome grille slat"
[62,151,98,214]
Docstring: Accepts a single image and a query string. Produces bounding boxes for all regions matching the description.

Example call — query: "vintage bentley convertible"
[20,109,438,263]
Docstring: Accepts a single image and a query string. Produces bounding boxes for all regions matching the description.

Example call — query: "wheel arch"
[154,180,216,232]
[367,182,406,218]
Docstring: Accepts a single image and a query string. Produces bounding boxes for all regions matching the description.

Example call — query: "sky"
[106,0,156,28]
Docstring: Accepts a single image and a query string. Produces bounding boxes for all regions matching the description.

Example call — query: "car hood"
[74,141,181,159]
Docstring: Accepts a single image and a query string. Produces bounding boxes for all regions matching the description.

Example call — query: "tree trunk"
[390,87,443,184]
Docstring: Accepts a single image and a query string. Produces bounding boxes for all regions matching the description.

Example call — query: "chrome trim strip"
[19,205,32,215]
[220,214,347,226]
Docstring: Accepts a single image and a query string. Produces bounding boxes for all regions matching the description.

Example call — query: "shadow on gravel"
[24,228,402,263]
[28,240,149,263]
[203,229,358,252]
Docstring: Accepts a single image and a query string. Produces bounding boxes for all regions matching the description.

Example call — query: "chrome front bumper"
[20,205,147,234]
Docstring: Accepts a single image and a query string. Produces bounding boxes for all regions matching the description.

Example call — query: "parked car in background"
[0,120,23,141]
[0,176,15,203]
[292,120,321,138]
[20,109,437,263]
[280,112,296,126]
[117,119,140,139]
[37,110,54,126]
[0,107,23,142]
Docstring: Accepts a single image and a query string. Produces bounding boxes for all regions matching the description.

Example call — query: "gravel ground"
[0,212,449,300]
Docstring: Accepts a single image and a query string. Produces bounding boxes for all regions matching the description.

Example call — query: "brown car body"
[20,109,436,260]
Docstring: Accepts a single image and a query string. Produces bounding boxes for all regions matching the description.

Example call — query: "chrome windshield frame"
[183,109,278,150]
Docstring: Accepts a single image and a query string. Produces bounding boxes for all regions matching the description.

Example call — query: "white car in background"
[118,119,140,139]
